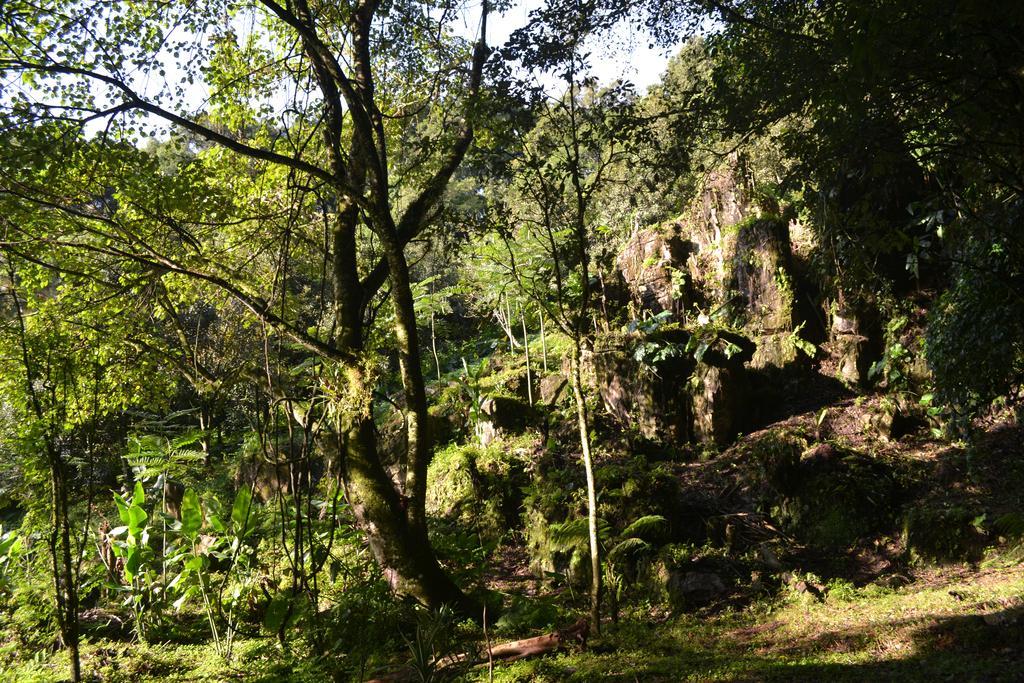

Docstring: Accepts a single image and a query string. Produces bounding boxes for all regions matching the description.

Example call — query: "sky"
[468,0,681,93]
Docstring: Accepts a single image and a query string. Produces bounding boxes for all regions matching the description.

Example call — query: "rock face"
[593,339,690,441]
[829,303,874,386]
[594,328,754,444]
[605,158,809,448]
[617,229,696,318]
[729,217,800,370]
[691,364,749,447]
[476,396,537,447]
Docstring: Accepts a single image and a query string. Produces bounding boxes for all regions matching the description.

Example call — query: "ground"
[476,562,1024,682]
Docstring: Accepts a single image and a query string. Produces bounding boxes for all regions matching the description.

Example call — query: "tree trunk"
[569,343,601,635]
[49,453,81,682]
[520,304,533,406]
[333,224,480,617]
[340,414,479,615]
[539,306,548,373]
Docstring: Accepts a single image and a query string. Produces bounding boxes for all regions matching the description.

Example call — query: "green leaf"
[133,481,145,507]
[170,430,204,450]
[127,506,148,534]
[694,339,710,363]
[172,588,192,611]
[124,546,140,582]
[231,487,253,535]
[181,489,202,538]
[608,537,651,562]
[620,515,667,539]
[114,493,130,524]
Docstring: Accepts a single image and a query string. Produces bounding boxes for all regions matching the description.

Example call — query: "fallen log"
[486,617,589,662]
[366,617,590,682]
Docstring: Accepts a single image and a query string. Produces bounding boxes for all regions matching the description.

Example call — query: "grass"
[463,563,1024,682]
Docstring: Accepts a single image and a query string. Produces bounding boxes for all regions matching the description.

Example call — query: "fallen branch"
[485,617,589,662]
[366,618,590,682]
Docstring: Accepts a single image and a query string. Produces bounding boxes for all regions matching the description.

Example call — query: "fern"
[620,514,667,540]
[994,512,1024,539]
[607,537,651,563]
[548,518,611,552]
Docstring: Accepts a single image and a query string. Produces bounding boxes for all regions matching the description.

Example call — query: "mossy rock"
[638,544,739,610]
[742,433,902,550]
[425,442,527,543]
[778,445,902,549]
[739,428,808,494]
[903,505,988,563]
[691,364,749,447]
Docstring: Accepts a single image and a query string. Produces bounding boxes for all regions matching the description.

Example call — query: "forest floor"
[7,558,1023,681]
[474,561,1024,682]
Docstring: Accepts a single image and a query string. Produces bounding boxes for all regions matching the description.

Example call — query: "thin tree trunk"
[520,303,533,406]
[431,310,441,382]
[539,306,548,373]
[50,458,81,682]
[598,272,611,333]
[569,343,601,635]
[504,293,516,352]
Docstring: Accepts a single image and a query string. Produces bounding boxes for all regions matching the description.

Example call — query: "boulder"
[742,430,904,550]
[692,364,749,447]
[617,228,696,318]
[667,570,727,608]
[539,374,568,406]
[426,443,528,544]
[902,505,988,563]
[779,446,902,549]
[476,396,537,446]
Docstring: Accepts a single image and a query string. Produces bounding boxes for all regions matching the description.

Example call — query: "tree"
[486,70,635,632]
[1,0,494,614]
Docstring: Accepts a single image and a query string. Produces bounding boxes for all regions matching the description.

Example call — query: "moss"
[426,440,531,544]
[468,564,1024,682]
[903,505,988,563]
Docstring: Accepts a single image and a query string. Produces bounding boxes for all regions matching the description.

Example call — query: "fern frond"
[621,515,667,539]
[607,537,651,562]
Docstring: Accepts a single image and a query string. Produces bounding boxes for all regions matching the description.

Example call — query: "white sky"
[484,0,679,93]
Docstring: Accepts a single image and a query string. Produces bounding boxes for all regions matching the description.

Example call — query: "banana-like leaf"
[231,487,253,536]
[181,489,202,539]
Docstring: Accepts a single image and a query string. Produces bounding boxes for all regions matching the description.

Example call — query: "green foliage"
[926,235,1024,428]
[108,484,163,640]
[0,525,23,591]
[903,505,988,564]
